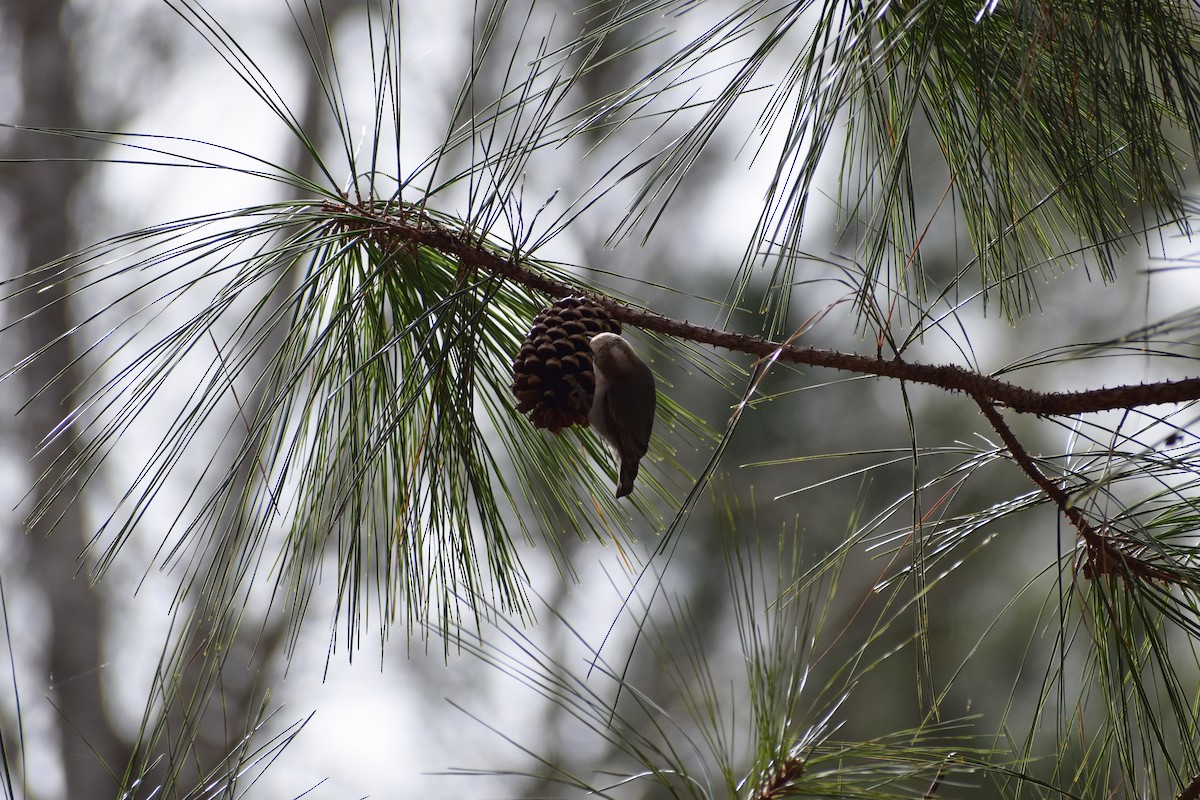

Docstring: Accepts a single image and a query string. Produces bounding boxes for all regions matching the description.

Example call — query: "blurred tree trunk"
[2,2,129,798]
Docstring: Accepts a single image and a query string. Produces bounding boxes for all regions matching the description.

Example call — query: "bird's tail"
[615,459,640,498]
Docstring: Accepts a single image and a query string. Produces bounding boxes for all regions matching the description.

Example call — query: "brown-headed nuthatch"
[589,332,656,498]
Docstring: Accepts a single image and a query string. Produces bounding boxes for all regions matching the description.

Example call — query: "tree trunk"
[2,2,130,798]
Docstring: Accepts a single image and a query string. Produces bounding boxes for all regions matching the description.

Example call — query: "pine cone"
[511,297,621,432]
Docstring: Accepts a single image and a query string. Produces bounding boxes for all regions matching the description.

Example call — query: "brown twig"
[749,755,806,800]
[334,200,1200,418]
[973,394,1175,584]
[923,759,948,798]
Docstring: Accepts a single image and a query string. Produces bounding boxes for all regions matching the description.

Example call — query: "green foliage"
[8,0,1200,797]
[598,0,1200,328]
[441,502,1006,799]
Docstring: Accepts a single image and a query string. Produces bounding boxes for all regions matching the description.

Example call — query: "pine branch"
[331,197,1200,591]
[333,198,1200,417]
[974,395,1177,585]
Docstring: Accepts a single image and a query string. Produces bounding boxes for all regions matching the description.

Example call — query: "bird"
[588,332,656,498]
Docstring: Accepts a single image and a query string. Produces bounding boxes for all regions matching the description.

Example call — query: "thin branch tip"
[974,394,1180,586]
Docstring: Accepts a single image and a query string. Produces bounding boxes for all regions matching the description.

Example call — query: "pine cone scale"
[511,297,621,433]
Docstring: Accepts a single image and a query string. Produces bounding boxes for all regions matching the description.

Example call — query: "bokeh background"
[3,1,1199,798]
